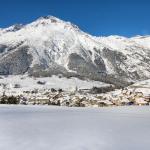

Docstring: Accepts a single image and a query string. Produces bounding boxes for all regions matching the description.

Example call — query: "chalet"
[120,98,130,106]
[144,95,150,103]
[98,100,113,107]
[135,92,144,97]
[135,97,148,106]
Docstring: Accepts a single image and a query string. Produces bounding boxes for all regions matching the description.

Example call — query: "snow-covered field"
[0,105,150,150]
[129,79,150,95]
[0,75,109,95]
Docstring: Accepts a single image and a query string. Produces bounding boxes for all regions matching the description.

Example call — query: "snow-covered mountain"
[0,16,150,87]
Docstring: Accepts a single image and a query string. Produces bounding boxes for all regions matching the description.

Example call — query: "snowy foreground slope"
[0,105,150,150]
[1,16,150,87]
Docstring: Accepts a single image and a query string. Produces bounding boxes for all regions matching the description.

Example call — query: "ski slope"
[0,105,150,150]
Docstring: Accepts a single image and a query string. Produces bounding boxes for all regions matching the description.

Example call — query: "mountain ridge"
[0,16,150,87]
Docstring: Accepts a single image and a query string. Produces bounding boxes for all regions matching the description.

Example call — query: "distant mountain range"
[0,16,150,87]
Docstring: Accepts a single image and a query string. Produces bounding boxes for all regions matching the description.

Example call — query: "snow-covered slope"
[0,16,150,87]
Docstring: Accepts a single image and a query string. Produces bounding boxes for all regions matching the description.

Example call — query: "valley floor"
[0,105,150,150]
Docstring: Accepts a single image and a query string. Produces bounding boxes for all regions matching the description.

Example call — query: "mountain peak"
[7,24,23,31]
[28,15,80,32]
[1,24,23,33]
[37,15,62,22]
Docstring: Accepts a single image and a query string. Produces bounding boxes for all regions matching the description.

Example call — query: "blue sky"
[0,0,150,37]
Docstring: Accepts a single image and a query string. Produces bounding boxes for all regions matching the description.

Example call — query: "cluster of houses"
[0,85,150,107]
[105,88,150,106]
[0,80,150,107]
[47,88,150,107]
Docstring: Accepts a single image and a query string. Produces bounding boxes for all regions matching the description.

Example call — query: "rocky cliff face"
[0,16,150,87]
